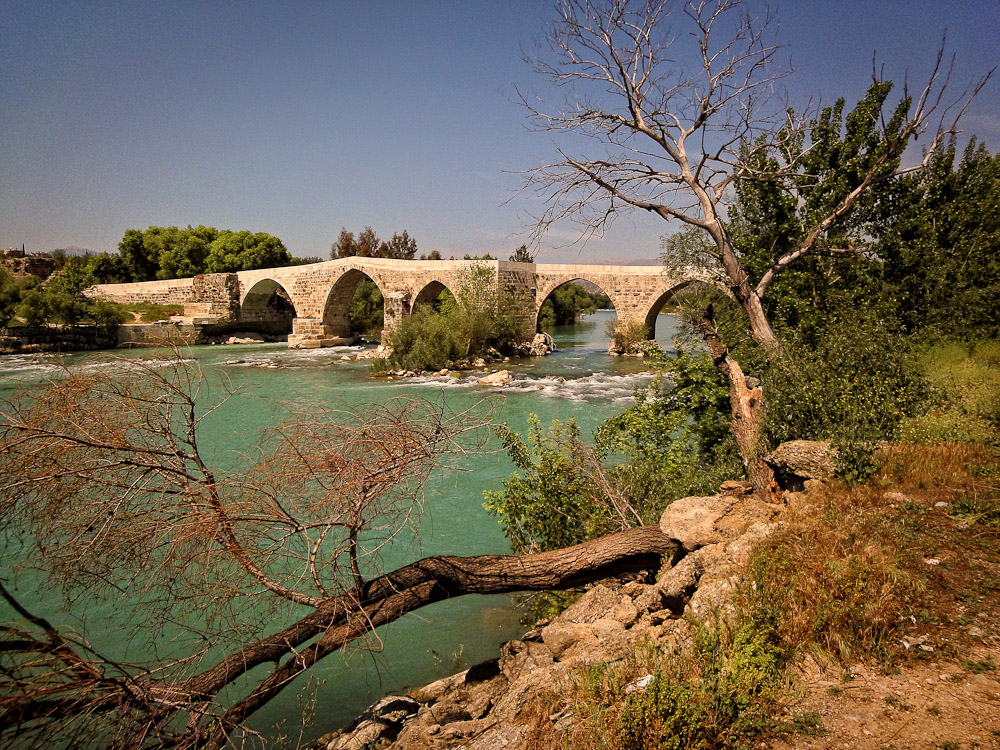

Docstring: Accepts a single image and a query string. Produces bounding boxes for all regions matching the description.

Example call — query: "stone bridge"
[91,258,717,348]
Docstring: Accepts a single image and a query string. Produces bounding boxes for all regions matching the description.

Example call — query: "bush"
[582,614,784,750]
[766,309,925,482]
[382,262,533,371]
[608,317,650,354]
[384,306,468,372]
[484,416,620,553]
[897,340,1000,445]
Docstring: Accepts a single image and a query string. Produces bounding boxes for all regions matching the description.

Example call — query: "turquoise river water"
[0,310,680,743]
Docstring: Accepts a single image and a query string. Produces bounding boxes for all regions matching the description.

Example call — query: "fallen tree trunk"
[184,525,680,748]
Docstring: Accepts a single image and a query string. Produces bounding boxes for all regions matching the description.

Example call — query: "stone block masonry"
[89,258,720,348]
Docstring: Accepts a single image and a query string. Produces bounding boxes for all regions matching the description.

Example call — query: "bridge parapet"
[88,258,716,350]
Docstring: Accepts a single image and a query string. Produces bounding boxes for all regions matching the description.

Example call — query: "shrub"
[484,416,620,553]
[384,306,468,372]
[897,340,1000,445]
[766,308,925,482]
[608,317,650,354]
[581,614,784,750]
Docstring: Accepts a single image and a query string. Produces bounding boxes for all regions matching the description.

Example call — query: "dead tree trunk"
[698,317,777,501]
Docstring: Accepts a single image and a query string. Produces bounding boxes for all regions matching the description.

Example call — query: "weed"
[941,741,960,750]
[825,685,844,697]
[927,704,942,716]
[578,615,785,750]
[884,695,911,711]
[791,711,824,736]
[960,657,996,674]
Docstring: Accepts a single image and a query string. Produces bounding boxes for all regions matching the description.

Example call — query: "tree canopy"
[330,227,419,260]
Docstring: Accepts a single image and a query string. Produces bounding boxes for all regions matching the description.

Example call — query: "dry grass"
[749,441,1000,668]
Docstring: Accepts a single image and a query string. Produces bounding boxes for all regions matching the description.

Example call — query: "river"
[0,310,680,743]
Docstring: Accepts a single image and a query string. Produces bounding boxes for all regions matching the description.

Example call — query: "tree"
[118,228,157,282]
[377,230,418,259]
[875,137,1000,338]
[420,250,443,260]
[332,228,419,260]
[0,269,38,327]
[205,230,291,273]
[510,244,535,263]
[0,356,678,748]
[522,0,990,496]
[154,225,218,279]
[538,282,602,328]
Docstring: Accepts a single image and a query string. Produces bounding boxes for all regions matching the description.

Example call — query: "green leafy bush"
[765,308,925,482]
[484,416,617,553]
[585,614,784,750]
[384,306,468,372]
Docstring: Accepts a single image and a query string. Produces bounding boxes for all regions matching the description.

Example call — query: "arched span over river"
[90,257,717,347]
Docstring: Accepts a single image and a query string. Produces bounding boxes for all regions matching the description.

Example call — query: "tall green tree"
[523,0,988,495]
[205,231,291,273]
[875,138,1000,338]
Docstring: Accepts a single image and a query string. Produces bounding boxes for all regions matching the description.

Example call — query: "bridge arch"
[535,277,616,331]
[239,278,297,334]
[321,268,388,338]
[641,279,718,338]
[412,279,456,313]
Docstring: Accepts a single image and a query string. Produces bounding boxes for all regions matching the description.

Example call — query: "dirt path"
[770,646,1000,750]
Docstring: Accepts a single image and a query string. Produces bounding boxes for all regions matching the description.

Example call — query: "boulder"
[541,621,595,659]
[477,370,511,387]
[560,584,621,624]
[658,495,737,550]
[764,440,837,490]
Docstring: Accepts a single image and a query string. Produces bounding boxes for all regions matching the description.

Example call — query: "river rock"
[477,369,511,386]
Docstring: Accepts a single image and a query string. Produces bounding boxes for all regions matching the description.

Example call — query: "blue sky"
[2,1,997,263]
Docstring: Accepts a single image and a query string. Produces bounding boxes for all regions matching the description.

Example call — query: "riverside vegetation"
[3,0,1000,747]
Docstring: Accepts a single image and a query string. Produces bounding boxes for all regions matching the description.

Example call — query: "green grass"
[899,340,1000,444]
[118,302,184,323]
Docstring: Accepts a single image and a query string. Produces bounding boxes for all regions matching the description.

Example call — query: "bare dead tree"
[520,0,992,496]
[0,355,679,749]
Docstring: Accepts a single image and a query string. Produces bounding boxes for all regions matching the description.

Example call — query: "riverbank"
[0,322,291,353]
[318,439,1000,750]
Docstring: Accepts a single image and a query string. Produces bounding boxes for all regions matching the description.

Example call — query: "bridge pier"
[287,318,359,349]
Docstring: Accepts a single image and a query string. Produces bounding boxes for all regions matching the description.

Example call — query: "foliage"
[898,340,1000,445]
[331,227,418,259]
[765,308,926,482]
[875,138,1000,338]
[7,258,128,327]
[101,225,295,281]
[582,614,784,750]
[384,262,532,371]
[597,355,741,513]
[0,268,40,327]
[348,278,384,338]
[537,282,607,329]
[509,244,535,263]
[204,230,291,273]
[383,305,469,372]
[484,416,628,554]
[608,317,651,355]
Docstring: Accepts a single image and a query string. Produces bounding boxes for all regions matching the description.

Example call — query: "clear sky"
[2,1,997,264]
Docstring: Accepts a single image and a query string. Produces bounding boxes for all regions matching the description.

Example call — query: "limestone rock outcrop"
[314,490,783,750]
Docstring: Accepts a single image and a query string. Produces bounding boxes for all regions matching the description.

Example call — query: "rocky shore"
[314,484,784,750]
